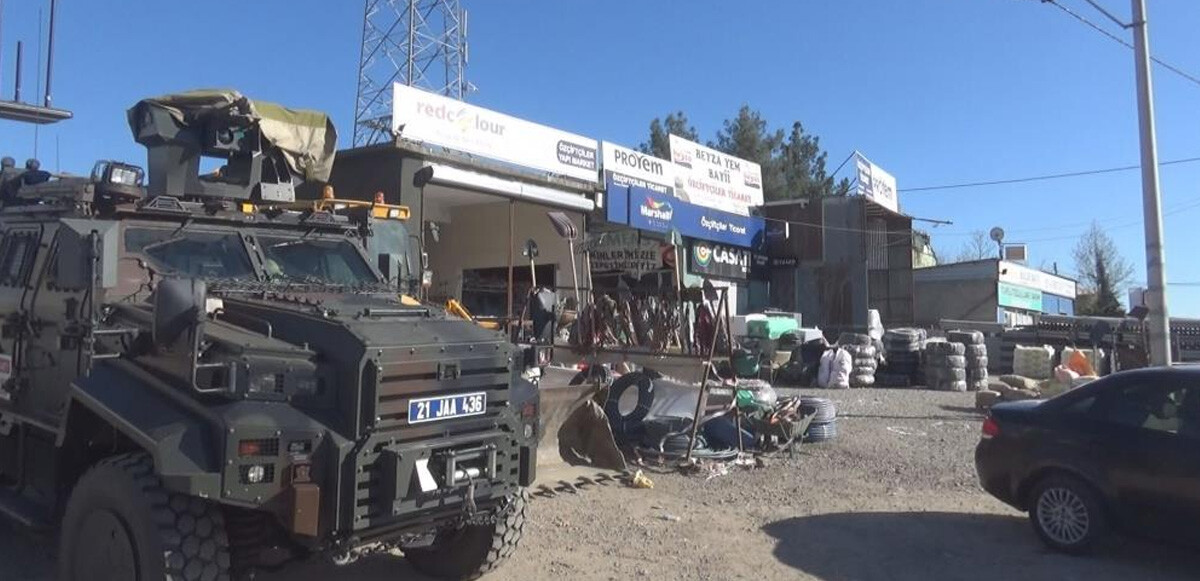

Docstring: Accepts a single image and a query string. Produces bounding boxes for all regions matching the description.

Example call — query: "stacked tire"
[839,333,877,387]
[924,340,967,392]
[800,396,838,443]
[883,328,925,385]
[948,330,989,392]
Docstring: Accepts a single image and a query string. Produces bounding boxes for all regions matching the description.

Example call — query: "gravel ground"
[3,388,1198,580]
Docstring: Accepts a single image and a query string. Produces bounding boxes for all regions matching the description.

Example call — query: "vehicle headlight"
[247,372,284,395]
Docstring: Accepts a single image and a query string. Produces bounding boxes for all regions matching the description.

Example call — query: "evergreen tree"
[638,111,698,160]
[712,105,786,201]
[782,121,847,199]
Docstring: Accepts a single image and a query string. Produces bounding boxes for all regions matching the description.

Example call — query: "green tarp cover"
[127,89,338,182]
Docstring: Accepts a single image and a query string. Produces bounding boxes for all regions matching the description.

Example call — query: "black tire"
[59,452,231,581]
[947,330,985,345]
[836,332,872,347]
[1028,474,1108,554]
[799,397,837,423]
[604,372,655,438]
[406,491,528,580]
[804,421,838,442]
[926,341,966,357]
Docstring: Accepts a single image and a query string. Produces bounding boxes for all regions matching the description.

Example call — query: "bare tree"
[1073,222,1133,313]
[955,230,995,262]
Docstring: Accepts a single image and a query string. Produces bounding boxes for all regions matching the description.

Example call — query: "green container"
[762,316,799,340]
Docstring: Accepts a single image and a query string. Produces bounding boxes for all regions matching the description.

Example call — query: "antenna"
[12,39,20,101]
[44,0,56,108]
[353,0,469,146]
[989,226,1005,259]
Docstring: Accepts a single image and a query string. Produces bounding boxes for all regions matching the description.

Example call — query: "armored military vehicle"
[0,90,541,580]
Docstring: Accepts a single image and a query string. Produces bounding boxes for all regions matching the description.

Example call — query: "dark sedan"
[976,365,1200,553]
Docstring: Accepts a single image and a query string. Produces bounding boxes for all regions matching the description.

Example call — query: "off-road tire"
[405,490,528,580]
[1028,474,1108,555]
[59,452,231,581]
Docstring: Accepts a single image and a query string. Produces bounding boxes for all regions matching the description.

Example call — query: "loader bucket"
[533,367,627,493]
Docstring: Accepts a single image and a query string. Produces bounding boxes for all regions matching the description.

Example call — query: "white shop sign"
[999,261,1076,298]
[602,141,674,193]
[854,152,899,213]
[392,84,599,183]
[668,134,763,216]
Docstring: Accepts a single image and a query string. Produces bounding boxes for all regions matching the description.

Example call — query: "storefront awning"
[415,162,595,213]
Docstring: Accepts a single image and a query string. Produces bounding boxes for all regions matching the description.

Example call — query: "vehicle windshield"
[125,227,255,280]
[258,236,378,286]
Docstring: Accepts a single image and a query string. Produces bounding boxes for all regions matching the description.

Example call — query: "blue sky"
[1,0,1198,314]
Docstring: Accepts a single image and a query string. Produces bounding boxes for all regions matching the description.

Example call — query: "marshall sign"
[689,240,750,280]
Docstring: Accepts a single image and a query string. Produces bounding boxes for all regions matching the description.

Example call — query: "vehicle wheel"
[405,490,527,580]
[59,452,231,581]
[1028,474,1108,554]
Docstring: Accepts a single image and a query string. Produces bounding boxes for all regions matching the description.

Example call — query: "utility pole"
[1131,0,1171,366]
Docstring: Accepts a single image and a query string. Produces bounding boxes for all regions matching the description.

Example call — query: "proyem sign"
[855,153,898,213]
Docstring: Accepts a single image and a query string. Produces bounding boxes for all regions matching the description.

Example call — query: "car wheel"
[59,452,232,581]
[1028,474,1108,554]
[405,490,527,580]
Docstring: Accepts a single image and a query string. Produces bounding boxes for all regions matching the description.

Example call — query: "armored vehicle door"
[0,223,46,407]
[21,222,89,423]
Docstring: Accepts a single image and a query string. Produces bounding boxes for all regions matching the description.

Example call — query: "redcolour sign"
[392,84,599,183]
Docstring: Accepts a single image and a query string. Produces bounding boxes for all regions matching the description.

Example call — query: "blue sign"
[605,173,764,248]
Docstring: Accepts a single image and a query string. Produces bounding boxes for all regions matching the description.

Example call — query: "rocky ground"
[3,388,1198,580]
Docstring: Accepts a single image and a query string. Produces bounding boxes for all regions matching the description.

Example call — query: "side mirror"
[56,219,119,290]
[154,278,206,349]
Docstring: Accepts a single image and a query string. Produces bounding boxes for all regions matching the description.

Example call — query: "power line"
[1043,0,1200,89]
[901,156,1200,192]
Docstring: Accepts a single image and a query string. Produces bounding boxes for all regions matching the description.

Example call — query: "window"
[1089,382,1198,436]
[258,236,377,286]
[125,227,255,280]
[0,232,38,287]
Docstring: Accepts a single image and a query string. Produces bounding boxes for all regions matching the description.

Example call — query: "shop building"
[764,195,916,332]
[330,84,598,320]
[913,259,1077,327]
[595,139,767,314]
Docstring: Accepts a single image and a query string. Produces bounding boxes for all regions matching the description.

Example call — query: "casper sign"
[669,135,763,216]
[689,240,750,280]
[854,152,899,213]
[392,83,599,183]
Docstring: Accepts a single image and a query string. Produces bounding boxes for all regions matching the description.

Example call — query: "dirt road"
[4,388,1197,580]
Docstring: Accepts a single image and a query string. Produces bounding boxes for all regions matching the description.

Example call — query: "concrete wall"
[913,261,1001,326]
[425,200,584,308]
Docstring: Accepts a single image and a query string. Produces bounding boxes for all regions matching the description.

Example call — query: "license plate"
[408,392,487,424]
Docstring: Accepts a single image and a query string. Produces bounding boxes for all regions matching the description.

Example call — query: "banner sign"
[668,135,763,215]
[614,185,764,248]
[854,152,899,213]
[689,240,750,280]
[602,142,674,195]
[587,231,669,275]
[392,83,599,183]
[998,281,1044,311]
[998,261,1076,298]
